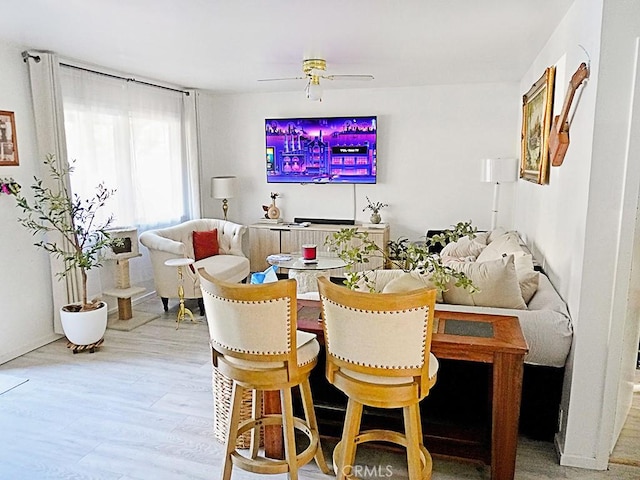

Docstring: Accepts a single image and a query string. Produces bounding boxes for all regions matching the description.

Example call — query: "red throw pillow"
[192,229,219,261]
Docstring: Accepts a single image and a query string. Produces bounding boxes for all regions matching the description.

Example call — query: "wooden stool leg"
[221,382,244,480]
[250,389,262,459]
[337,399,363,480]
[280,388,299,480]
[299,379,331,474]
[404,403,427,480]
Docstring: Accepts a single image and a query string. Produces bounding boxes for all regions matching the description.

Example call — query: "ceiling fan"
[258,58,374,101]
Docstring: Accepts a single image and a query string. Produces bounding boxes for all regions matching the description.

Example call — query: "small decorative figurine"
[262,192,281,219]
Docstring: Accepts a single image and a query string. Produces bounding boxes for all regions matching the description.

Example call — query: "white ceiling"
[0,0,574,94]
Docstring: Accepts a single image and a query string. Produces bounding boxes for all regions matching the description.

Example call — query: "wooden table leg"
[491,352,524,480]
[263,389,284,459]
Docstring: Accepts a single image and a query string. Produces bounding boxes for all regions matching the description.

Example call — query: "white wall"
[198,83,521,242]
[514,0,640,469]
[0,40,59,363]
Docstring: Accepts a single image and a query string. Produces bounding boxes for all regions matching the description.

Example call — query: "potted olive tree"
[15,154,119,347]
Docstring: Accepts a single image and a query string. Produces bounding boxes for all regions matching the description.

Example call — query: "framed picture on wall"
[0,111,19,166]
[520,66,555,184]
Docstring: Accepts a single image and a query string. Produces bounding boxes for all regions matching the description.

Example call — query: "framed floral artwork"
[521,66,555,184]
[0,110,19,166]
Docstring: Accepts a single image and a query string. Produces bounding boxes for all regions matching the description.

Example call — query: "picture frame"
[521,66,555,184]
[0,110,19,166]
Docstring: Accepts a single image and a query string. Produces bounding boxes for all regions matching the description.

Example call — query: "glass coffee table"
[266,253,347,295]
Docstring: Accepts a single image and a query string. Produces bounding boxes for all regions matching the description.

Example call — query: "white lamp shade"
[211,176,237,199]
[480,158,518,183]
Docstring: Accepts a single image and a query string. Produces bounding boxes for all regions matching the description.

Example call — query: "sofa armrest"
[139,231,186,256]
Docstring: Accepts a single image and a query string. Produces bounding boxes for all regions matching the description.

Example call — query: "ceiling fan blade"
[257,76,306,82]
[323,74,375,81]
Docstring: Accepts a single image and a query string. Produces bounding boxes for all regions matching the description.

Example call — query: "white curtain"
[25,51,80,334]
[184,89,202,218]
[25,52,202,333]
[59,66,199,231]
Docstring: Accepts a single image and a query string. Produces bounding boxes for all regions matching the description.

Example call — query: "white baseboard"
[556,433,609,470]
[0,333,62,365]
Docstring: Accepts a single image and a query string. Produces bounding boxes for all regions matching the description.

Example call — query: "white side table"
[164,258,196,328]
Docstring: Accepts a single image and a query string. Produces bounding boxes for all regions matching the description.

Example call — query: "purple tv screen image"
[265,116,377,184]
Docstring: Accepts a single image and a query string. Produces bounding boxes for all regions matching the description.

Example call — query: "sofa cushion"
[476,232,539,303]
[443,255,527,309]
[440,234,488,260]
[195,254,250,283]
[193,229,219,261]
[381,271,443,302]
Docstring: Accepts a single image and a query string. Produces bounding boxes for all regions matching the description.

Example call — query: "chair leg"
[403,403,428,480]
[250,389,262,459]
[221,381,244,480]
[280,387,299,480]
[337,398,364,480]
[299,379,331,474]
[198,297,205,316]
[161,297,169,311]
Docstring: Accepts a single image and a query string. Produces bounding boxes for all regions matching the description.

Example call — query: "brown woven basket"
[213,367,263,449]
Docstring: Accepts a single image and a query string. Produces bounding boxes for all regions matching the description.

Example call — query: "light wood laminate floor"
[1,296,638,480]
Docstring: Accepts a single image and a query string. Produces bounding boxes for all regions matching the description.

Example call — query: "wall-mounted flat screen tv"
[265,116,377,184]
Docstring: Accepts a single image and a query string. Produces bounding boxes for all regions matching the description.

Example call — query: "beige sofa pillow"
[487,227,507,243]
[382,271,443,302]
[443,255,527,309]
[440,235,487,259]
[476,232,539,303]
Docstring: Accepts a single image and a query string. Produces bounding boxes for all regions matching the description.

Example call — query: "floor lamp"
[480,158,518,230]
[211,176,237,221]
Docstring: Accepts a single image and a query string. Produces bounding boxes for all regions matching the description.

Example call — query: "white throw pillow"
[478,231,521,257]
[476,233,539,303]
[382,271,444,302]
[443,256,527,309]
[487,227,507,243]
[440,235,487,259]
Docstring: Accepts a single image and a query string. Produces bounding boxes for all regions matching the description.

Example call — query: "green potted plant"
[363,196,388,224]
[325,220,479,293]
[14,154,119,347]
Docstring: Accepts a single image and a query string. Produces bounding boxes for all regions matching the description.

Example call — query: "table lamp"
[211,176,237,221]
[480,158,518,229]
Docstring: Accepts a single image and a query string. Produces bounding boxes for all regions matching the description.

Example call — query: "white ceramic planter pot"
[60,302,108,345]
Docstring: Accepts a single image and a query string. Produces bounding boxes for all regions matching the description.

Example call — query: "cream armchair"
[139,219,250,315]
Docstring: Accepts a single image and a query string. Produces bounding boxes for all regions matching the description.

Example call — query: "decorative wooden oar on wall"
[549,62,590,167]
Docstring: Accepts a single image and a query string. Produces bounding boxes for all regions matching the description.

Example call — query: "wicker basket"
[213,367,263,449]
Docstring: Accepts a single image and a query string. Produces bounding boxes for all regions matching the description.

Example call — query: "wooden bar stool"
[198,268,331,480]
[317,277,438,480]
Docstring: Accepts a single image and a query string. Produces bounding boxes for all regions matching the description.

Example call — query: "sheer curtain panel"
[60,66,199,232]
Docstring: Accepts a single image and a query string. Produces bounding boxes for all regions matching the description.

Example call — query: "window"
[60,67,196,231]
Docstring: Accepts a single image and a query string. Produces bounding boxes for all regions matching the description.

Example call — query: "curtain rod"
[21,52,189,96]
[60,62,190,96]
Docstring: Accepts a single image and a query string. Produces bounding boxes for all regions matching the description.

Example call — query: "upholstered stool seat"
[199,269,330,480]
[317,277,438,480]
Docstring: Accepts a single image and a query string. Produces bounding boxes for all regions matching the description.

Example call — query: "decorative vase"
[370,212,381,224]
[60,302,108,346]
[267,202,280,220]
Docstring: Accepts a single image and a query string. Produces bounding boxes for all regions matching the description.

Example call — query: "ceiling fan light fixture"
[306,77,323,101]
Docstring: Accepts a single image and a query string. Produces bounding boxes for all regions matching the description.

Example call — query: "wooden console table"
[266,303,528,480]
